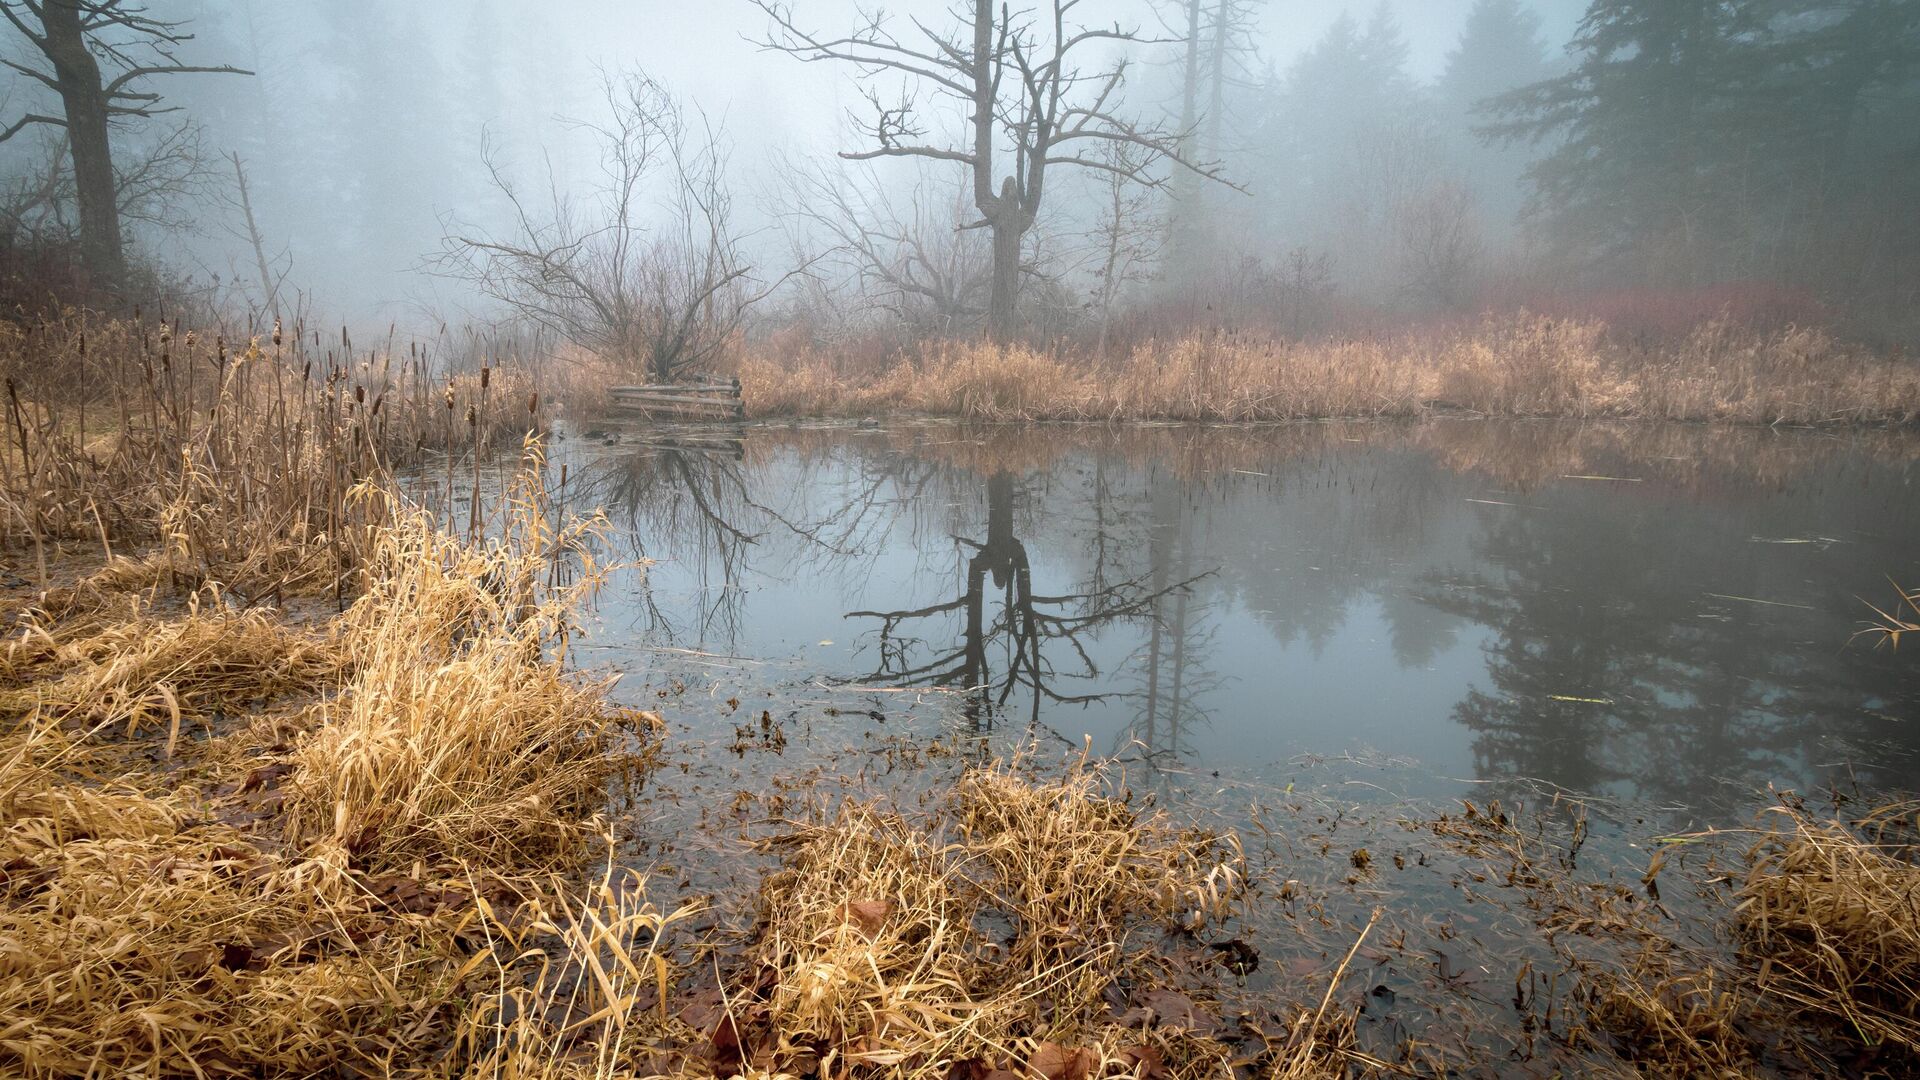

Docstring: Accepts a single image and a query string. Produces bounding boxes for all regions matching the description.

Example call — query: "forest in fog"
[3,0,1918,351]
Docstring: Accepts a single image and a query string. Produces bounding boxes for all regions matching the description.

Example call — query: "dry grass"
[1737,803,1920,1054]
[0,718,493,1076]
[0,604,341,747]
[699,756,1336,1080]
[285,449,659,873]
[446,861,703,1080]
[0,434,680,1077]
[0,312,542,595]
[738,315,1920,425]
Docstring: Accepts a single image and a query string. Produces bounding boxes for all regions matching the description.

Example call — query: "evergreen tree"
[1488,0,1755,281]
[1438,0,1556,236]
[1491,0,1919,297]
[1438,0,1555,113]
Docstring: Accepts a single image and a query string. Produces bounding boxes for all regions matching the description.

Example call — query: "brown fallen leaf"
[839,898,893,939]
[1028,1042,1096,1080]
[1123,989,1218,1035]
[1116,1044,1167,1080]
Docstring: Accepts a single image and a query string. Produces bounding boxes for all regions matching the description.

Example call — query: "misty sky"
[3,1,1591,325]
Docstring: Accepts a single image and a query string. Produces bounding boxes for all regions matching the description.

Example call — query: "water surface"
[560,419,1920,813]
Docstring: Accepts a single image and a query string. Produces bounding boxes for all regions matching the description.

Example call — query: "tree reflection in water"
[565,421,1920,806]
[846,472,1210,732]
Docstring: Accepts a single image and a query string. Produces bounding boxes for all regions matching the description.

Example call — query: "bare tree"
[753,0,1228,341]
[1394,179,1483,310]
[1087,141,1163,355]
[1157,0,1261,267]
[218,150,291,329]
[0,0,249,289]
[2,117,221,251]
[782,159,990,335]
[434,73,778,382]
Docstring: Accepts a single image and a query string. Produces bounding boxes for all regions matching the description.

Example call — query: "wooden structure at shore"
[606,376,745,421]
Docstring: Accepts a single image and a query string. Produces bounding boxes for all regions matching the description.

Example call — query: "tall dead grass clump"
[904,342,1087,420]
[0,719,487,1077]
[721,757,1264,1079]
[1430,316,1614,415]
[285,447,657,872]
[1736,804,1920,1053]
[449,861,702,1080]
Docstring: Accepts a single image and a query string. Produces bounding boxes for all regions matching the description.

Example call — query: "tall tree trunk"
[1205,0,1230,161]
[986,194,1023,344]
[41,0,125,291]
[229,153,279,324]
[1167,0,1205,266]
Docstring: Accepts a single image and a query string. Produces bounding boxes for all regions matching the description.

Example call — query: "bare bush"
[434,72,776,382]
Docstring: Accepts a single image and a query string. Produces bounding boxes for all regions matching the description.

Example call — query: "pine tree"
[1438,0,1555,114]
[1438,0,1556,235]
[1491,0,1919,295]
[1486,1,1758,281]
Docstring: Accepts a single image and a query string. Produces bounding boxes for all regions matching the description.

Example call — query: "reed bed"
[285,458,659,873]
[738,316,1920,425]
[0,311,541,595]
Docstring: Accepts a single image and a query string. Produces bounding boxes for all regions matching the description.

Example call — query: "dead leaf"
[1116,1044,1167,1080]
[677,988,724,1032]
[1029,1042,1096,1080]
[1121,989,1219,1035]
[840,898,893,939]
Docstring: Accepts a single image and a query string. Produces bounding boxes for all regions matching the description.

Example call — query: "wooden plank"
[610,384,739,396]
[609,393,745,410]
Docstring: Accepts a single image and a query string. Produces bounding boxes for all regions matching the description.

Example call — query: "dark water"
[561,418,1920,814]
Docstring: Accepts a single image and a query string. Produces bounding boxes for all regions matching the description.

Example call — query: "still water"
[561,419,1920,813]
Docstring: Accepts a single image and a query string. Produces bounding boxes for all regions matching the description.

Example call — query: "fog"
[3,0,1915,344]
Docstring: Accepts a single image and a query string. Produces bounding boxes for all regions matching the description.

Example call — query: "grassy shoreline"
[733,316,1920,426]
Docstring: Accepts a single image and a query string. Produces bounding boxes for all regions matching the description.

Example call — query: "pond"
[560,418,1920,813]
[517,418,1920,1073]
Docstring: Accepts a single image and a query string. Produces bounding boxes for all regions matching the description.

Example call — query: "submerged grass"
[699,757,1352,1080]
[739,316,1920,425]
[1420,793,1920,1076]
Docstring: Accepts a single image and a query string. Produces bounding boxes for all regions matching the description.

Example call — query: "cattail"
[355,385,366,405]
[480,365,491,390]
[272,319,282,347]
[466,404,477,428]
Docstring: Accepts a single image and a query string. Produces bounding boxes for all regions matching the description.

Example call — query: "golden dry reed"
[739,316,1920,425]
[0,438,674,1077]
[0,310,539,596]
[286,450,660,873]
[1737,803,1920,1053]
[731,756,1282,1080]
